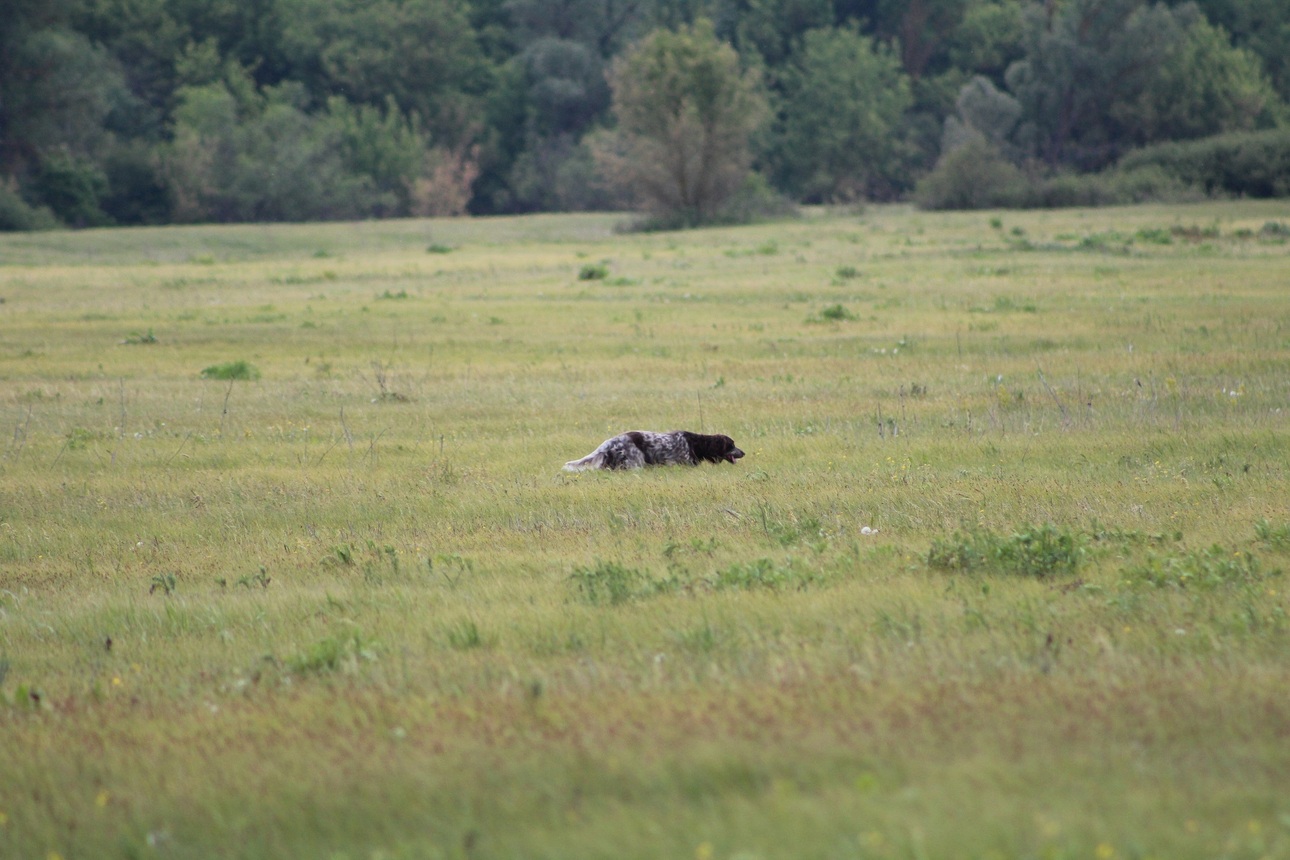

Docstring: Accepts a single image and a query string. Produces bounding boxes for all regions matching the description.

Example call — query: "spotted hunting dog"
[563,431,744,471]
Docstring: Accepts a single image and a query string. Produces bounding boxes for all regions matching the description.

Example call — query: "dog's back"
[563,432,651,471]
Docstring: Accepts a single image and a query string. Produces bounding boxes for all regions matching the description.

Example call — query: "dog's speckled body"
[563,431,744,471]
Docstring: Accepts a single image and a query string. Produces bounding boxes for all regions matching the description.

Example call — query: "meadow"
[1,201,1289,859]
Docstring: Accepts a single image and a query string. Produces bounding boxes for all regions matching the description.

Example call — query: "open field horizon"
[2,201,1289,858]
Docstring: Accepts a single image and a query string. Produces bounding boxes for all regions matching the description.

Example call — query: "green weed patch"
[1125,545,1274,591]
[927,524,1083,578]
[199,359,261,380]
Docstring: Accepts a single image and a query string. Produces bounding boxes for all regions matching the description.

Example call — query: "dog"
[563,430,744,471]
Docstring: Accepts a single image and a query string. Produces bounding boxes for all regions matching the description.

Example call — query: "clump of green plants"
[1125,545,1272,591]
[377,289,409,300]
[708,558,820,592]
[149,572,177,595]
[1254,519,1290,551]
[288,628,377,675]
[809,303,854,323]
[123,328,158,344]
[1171,224,1220,243]
[835,265,860,280]
[1258,221,1288,243]
[927,524,1083,578]
[65,427,107,450]
[200,360,260,381]
[325,541,403,584]
[1077,231,1131,253]
[445,619,489,650]
[426,243,454,254]
[237,567,271,589]
[1134,227,1173,245]
[570,560,647,605]
[578,263,609,280]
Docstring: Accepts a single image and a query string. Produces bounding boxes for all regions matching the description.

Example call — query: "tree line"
[2,0,1287,230]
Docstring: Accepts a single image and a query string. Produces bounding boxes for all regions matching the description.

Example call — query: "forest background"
[3,0,1289,230]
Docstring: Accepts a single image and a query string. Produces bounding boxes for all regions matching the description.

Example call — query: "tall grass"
[2,202,1289,858]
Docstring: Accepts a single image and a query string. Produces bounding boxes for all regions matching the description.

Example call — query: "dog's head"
[687,432,745,465]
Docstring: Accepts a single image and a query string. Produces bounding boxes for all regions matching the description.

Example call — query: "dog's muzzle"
[726,448,745,463]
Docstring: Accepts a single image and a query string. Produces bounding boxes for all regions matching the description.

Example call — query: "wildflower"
[1096,844,1115,859]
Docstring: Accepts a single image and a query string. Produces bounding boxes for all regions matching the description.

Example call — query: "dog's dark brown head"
[683,432,745,465]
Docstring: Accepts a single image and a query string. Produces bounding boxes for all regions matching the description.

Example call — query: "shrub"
[1116,128,1290,198]
[578,263,609,281]
[914,139,1029,210]
[0,182,60,232]
[101,142,172,225]
[30,154,111,227]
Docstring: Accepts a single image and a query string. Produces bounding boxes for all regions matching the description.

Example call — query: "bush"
[1117,128,1290,198]
[30,154,111,227]
[0,182,60,232]
[913,139,1028,210]
[100,143,172,225]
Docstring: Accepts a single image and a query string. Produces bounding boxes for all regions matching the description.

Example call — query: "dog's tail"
[562,450,604,472]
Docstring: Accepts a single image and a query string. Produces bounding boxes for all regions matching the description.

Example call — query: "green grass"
[2,202,1290,858]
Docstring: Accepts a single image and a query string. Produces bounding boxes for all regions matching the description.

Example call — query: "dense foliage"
[2,0,1287,228]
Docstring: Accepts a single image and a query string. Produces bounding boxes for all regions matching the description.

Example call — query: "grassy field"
[2,201,1289,859]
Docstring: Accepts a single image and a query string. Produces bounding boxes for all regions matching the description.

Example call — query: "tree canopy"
[596,19,767,225]
[0,0,1286,229]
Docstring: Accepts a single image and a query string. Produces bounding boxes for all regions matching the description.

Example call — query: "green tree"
[770,26,912,201]
[277,0,492,146]
[869,0,971,80]
[67,0,187,142]
[0,22,123,174]
[161,78,381,223]
[1112,12,1280,145]
[1004,0,1180,167]
[945,0,1025,82]
[1005,0,1282,169]
[1183,0,1290,102]
[941,75,1022,157]
[731,0,833,68]
[597,19,768,225]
